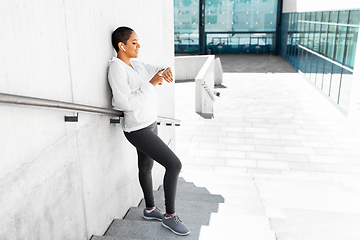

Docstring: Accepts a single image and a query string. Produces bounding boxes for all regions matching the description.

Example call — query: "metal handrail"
[157,116,181,126]
[0,93,181,125]
[202,82,216,101]
[0,92,123,117]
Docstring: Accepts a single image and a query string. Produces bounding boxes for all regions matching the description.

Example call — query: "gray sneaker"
[162,214,190,236]
[143,207,164,221]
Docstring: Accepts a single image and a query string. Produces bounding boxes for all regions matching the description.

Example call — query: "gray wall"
[0,0,175,239]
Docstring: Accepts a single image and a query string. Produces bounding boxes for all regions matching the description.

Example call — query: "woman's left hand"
[162,68,173,83]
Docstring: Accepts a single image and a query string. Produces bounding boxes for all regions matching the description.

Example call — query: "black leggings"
[124,122,182,214]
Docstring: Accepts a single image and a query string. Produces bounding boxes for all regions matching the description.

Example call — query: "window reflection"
[335,26,347,64]
[344,27,358,68]
[330,65,342,104]
[322,61,332,96]
[204,0,277,32]
[205,33,275,54]
[316,58,325,89]
[174,0,278,54]
[338,70,353,112]
[319,12,329,55]
[174,0,199,53]
[327,25,337,59]
[280,10,359,114]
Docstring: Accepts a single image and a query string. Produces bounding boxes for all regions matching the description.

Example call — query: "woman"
[107,26,190,236]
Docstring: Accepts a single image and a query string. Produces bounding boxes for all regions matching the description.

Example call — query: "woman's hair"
[111,26,134,52]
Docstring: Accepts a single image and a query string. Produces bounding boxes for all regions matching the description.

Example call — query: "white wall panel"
[0,0,73,102]
[0,0,175,239]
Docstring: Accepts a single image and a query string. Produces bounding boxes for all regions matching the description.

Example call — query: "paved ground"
[174,54,360,240]
[215,54,297,73]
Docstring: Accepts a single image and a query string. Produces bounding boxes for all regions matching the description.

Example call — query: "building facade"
[279,9,360,116]
[174,0,279,54]
[174,0,360,116]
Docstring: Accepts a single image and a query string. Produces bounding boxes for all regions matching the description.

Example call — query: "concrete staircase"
[180,170,360,240]
[90,177,224,240]
[90,170,360,240]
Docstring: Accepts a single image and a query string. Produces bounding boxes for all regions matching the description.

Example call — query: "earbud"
[121,46,126,51]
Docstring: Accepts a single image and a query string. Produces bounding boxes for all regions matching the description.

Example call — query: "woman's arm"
[141,62,167,76]
[141,62,173,83]
[108,64,154,111]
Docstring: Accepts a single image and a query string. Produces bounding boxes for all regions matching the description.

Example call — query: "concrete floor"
[215,54,297,73]
[174,54,360,240]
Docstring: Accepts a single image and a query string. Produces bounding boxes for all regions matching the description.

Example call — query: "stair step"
[200,225,276,240]
[182,169,354,184]
[95,178,223,240]
[209,213,272,231]
[254,176,345,190]
[126,199,221,225]
[181,169,252,178]
[257,186,360,197]
[181,168,340,181]
[105,219,201,240]
[159,182,211,194]
[181,173,255,187]
[160,177,211,194]
[270,217,360,238]
[265,206,360,220]
[177,177,195,186]
[198,208,276,240]
[138,190,224,209]
[261,195,360,213]
[218,202,266,216]
[255,173,344,182]
[203,184,260,197]
[275,232,360,240]
[91,235,141,240]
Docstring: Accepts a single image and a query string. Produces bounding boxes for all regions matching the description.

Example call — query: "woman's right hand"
[149,70,164,86]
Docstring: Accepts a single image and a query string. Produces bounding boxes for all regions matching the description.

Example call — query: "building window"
[280,10,360,114]
[174,0,278,54]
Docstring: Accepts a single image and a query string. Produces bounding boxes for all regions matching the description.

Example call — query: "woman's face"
[123,31,140,58]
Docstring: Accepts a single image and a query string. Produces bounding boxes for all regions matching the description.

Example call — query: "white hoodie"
[107,57,167,132]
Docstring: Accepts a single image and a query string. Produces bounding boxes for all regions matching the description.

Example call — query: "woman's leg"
[124,122,182,214]
[136,148,155,209]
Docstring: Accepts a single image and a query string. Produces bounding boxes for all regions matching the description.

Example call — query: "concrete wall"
[175,55,223,85]
[195,55,215,118]
[0,0,175,239]
[175,56,209,81]
[283,0,360,13]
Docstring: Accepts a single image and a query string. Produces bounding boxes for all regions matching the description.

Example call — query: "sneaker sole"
[143,215,162,221]
[162,222,190,236]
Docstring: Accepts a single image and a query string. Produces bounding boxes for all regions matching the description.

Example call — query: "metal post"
[199,0,206,54]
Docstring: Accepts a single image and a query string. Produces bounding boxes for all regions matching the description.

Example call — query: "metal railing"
[195,55,215,119]
[0,93,180,126]
[202,82,216,101]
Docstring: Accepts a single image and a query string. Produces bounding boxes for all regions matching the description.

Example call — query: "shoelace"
[172,214,182,224]
[154,208,162,214]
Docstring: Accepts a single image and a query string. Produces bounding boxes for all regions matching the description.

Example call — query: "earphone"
[121,46,126,51]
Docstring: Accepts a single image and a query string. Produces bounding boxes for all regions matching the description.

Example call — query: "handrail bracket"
[64,113,79,122]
